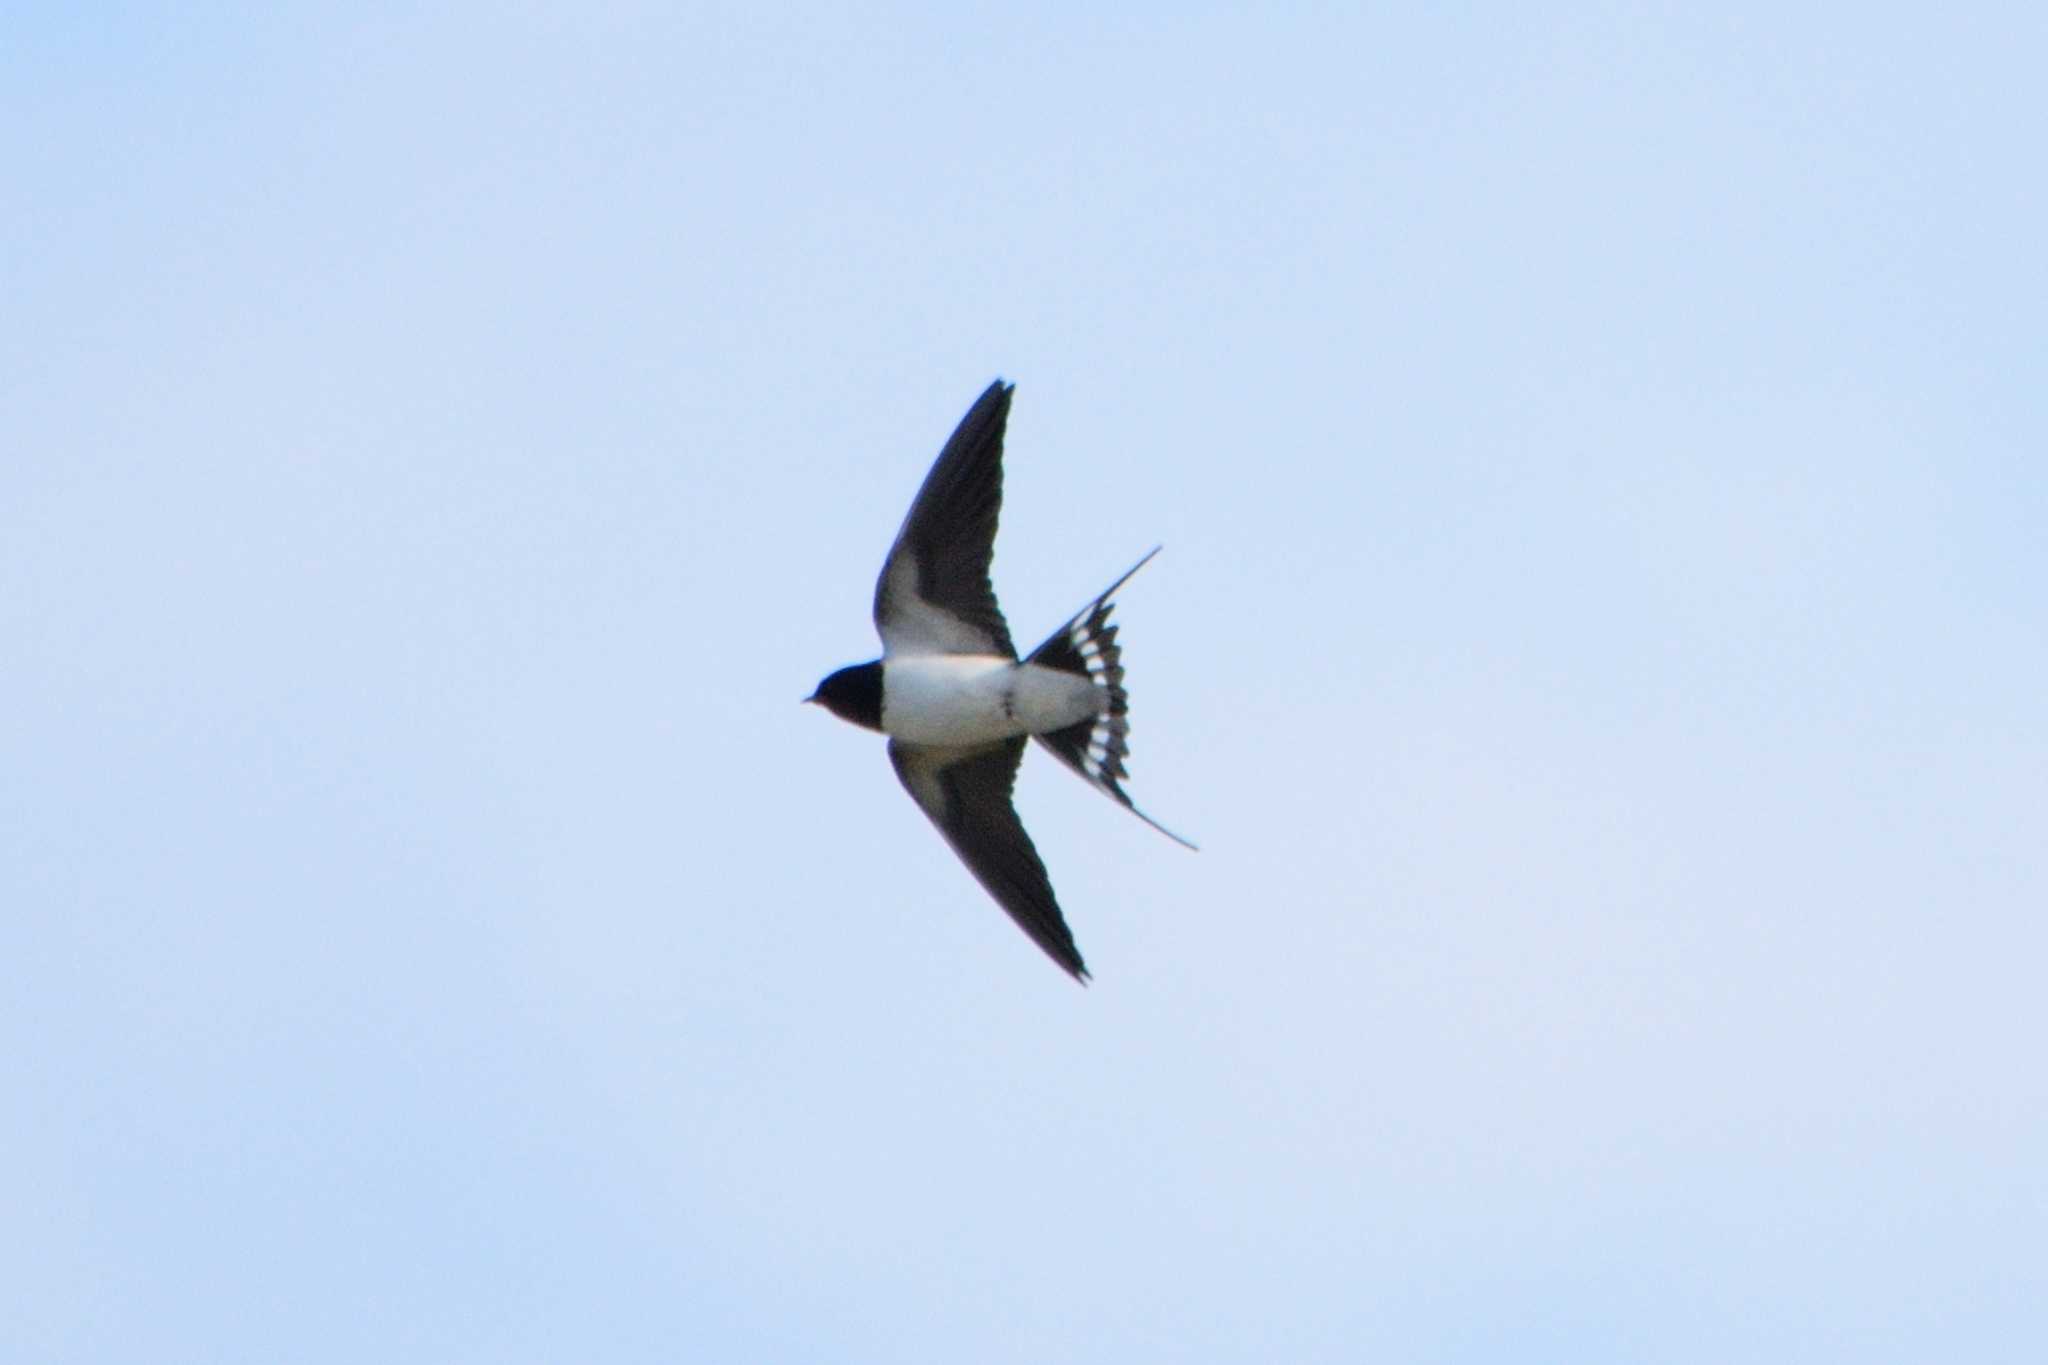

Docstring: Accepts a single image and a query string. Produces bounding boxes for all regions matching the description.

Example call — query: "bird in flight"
[807,379,1193,981]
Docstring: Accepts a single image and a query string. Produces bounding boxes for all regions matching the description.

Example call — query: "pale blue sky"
[4,5,2044,1361]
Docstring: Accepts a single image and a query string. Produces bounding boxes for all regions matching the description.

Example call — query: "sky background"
[4,4,2044,1361]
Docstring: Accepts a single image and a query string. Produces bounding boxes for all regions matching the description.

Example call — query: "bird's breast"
[880,656,1101,745]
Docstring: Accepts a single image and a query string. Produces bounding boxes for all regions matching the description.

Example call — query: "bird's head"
[806,660,884,732]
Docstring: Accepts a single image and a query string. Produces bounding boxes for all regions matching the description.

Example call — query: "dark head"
[806,660,884,731]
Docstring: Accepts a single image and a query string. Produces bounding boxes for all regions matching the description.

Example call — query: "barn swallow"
[807,380,1192,981]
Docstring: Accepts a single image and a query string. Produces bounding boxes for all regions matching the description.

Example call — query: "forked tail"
[1025,547,1197,850]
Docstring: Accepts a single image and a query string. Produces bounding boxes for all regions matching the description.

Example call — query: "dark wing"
[887,736,1087,981]
[873,380,1018,659]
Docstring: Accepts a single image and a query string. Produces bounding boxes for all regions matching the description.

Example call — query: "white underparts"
[880,655,1103,746]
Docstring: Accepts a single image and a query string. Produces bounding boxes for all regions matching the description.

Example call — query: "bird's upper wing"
[887,736,1087,981]
[872,380,1018,659]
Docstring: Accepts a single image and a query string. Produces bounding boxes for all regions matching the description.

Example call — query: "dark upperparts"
[809,660,885,731]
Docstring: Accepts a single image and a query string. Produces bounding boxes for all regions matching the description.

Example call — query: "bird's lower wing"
[887,737,1087,981]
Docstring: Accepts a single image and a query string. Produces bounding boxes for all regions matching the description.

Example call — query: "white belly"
[880,656,1103,745]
